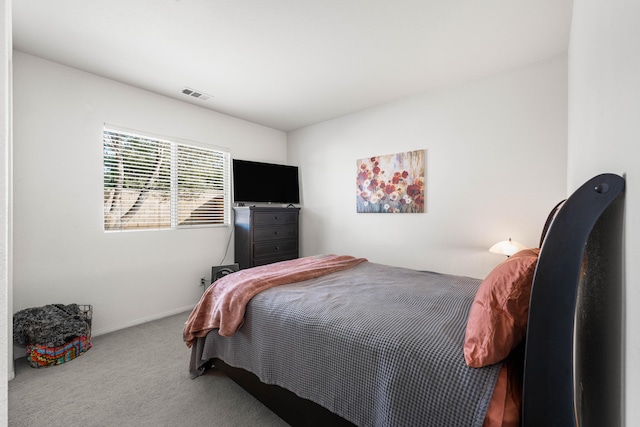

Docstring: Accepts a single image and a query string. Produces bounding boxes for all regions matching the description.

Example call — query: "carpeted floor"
[8,311,289,427]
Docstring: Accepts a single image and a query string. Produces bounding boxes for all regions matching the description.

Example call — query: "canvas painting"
[356,149,425,213]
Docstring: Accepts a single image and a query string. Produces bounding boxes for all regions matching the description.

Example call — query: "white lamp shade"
[489,238,527,257]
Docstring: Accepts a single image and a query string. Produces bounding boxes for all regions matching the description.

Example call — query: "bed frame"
[523,173,625,427]
[211,173,626,427]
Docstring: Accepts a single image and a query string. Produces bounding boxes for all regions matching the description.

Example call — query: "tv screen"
[232,159,300,204]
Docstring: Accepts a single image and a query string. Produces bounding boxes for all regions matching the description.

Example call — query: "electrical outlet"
[200,277,206,286]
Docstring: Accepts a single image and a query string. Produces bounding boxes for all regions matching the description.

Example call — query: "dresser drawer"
[253,239,298,258]
[253,224,297,242]
[252,253,298,267]
[253,211,298,226]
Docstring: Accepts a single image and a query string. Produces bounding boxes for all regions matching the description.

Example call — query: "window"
[103,126,230,231]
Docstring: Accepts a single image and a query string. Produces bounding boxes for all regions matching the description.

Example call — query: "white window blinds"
[103,127,230,231]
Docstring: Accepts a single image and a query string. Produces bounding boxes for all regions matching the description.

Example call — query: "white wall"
[1,0,12,417]
[11,52,287,337]
[568,1,640,424]
[289,56,568,279]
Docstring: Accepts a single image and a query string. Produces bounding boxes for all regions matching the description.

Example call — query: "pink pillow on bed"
[464,248,540,368]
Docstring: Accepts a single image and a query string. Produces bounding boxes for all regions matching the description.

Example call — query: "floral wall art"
[356,149,425,213]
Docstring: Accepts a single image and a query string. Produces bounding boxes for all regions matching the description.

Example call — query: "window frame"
[103,125,231,232]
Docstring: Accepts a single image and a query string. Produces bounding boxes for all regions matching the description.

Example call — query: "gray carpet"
[8,311,289,427]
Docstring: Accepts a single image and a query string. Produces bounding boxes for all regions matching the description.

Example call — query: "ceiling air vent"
[180,87,212,101]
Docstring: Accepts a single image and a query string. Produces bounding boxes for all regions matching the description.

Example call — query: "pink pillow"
[464,248,540,368]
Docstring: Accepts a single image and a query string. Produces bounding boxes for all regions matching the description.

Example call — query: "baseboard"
[12,305,196,361]
[91,304,195,337]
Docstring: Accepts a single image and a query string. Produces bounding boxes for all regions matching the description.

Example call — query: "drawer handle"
[274,246,279,251]
[274,231,279,235]
[274,216,279,220]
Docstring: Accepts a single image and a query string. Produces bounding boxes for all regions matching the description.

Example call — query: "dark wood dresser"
[233,206,300,270]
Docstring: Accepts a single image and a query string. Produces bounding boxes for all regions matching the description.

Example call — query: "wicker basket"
[14,304,93,368]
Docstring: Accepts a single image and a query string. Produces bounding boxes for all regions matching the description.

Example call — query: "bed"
[184,173,625,427]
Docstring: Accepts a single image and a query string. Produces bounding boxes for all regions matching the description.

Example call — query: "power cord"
[219,208,235,265]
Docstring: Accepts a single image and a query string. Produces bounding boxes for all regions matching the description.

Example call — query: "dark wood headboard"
[522,173,625,427]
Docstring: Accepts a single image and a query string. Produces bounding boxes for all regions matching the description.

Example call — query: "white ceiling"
[12,0,573,132]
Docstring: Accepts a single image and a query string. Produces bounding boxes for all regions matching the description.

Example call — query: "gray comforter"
[190,261,501,427]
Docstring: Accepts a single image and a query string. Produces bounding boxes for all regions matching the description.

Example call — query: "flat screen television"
[232,159,300,204]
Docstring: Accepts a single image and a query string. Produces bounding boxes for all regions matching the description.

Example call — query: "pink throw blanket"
[183,254,367,346]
